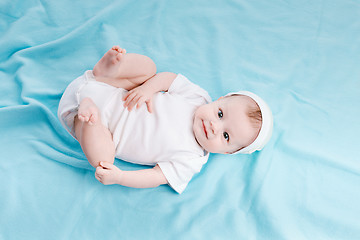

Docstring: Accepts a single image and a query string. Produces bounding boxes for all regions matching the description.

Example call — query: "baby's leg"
[74,98,115,168]
[93,46,156,91]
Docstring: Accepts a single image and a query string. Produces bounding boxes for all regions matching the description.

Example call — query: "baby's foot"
[93,46,126,78]
[78,98,99,125]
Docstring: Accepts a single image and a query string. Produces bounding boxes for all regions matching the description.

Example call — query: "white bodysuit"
[58,71,212,194]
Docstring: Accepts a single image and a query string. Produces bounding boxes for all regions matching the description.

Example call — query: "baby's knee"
[144,56,157,76]
[132,54,156,78]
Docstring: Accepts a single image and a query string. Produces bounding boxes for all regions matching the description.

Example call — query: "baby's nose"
[210,120,220,135]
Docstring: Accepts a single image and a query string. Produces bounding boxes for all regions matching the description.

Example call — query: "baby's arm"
[123,72,177,112]
[95,162,168,188]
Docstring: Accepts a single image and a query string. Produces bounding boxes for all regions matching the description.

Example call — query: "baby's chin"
[194,136,207,153]
[192,127,204,150]
[192,121,208,152]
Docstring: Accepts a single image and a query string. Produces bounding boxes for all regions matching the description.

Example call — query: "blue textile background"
[1,0,360,239]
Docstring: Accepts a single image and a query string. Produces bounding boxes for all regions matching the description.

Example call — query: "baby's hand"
[95,162,122,185]
[122,85,154,113]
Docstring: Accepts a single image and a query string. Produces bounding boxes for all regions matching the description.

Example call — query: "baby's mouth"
[202,120,208,139]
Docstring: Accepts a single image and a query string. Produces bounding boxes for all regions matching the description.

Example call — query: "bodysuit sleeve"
[157,153,209,194]
[168,74,212,105]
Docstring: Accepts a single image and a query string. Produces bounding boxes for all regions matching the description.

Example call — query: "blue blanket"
[1,0,360,239]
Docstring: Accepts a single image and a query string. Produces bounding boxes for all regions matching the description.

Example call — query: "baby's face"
[193,96,259,154]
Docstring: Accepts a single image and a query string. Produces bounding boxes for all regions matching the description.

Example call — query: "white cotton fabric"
[225,91,273,154]
[58,71,211,194]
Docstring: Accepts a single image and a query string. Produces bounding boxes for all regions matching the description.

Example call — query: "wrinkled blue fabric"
[1,0,360,239]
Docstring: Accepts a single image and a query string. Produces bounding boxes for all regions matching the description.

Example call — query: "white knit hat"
[225,91,273,154]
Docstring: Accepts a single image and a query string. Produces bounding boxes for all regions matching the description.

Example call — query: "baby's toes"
[78,114,88,122]
[79,108,95,122]
[112,46,120,52]
[89,113,98,125]
[115,52,123,61]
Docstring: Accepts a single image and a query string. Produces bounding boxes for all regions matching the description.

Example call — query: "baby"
[58,46,273,194]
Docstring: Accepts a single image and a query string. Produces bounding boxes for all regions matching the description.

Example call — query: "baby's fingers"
[123,89,136,103]
[136,97,146,109]
[95,173,101,182]
[123,92,137,108]
[122,91,131,102]
[145,98,153,113]
[95,167,103,182]
[127,94,141,111]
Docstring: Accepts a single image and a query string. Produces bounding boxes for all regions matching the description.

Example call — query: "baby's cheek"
[207,139,222,153]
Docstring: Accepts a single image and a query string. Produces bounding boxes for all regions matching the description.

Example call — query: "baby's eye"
[223,132,229,141]
[218,109,223,119]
